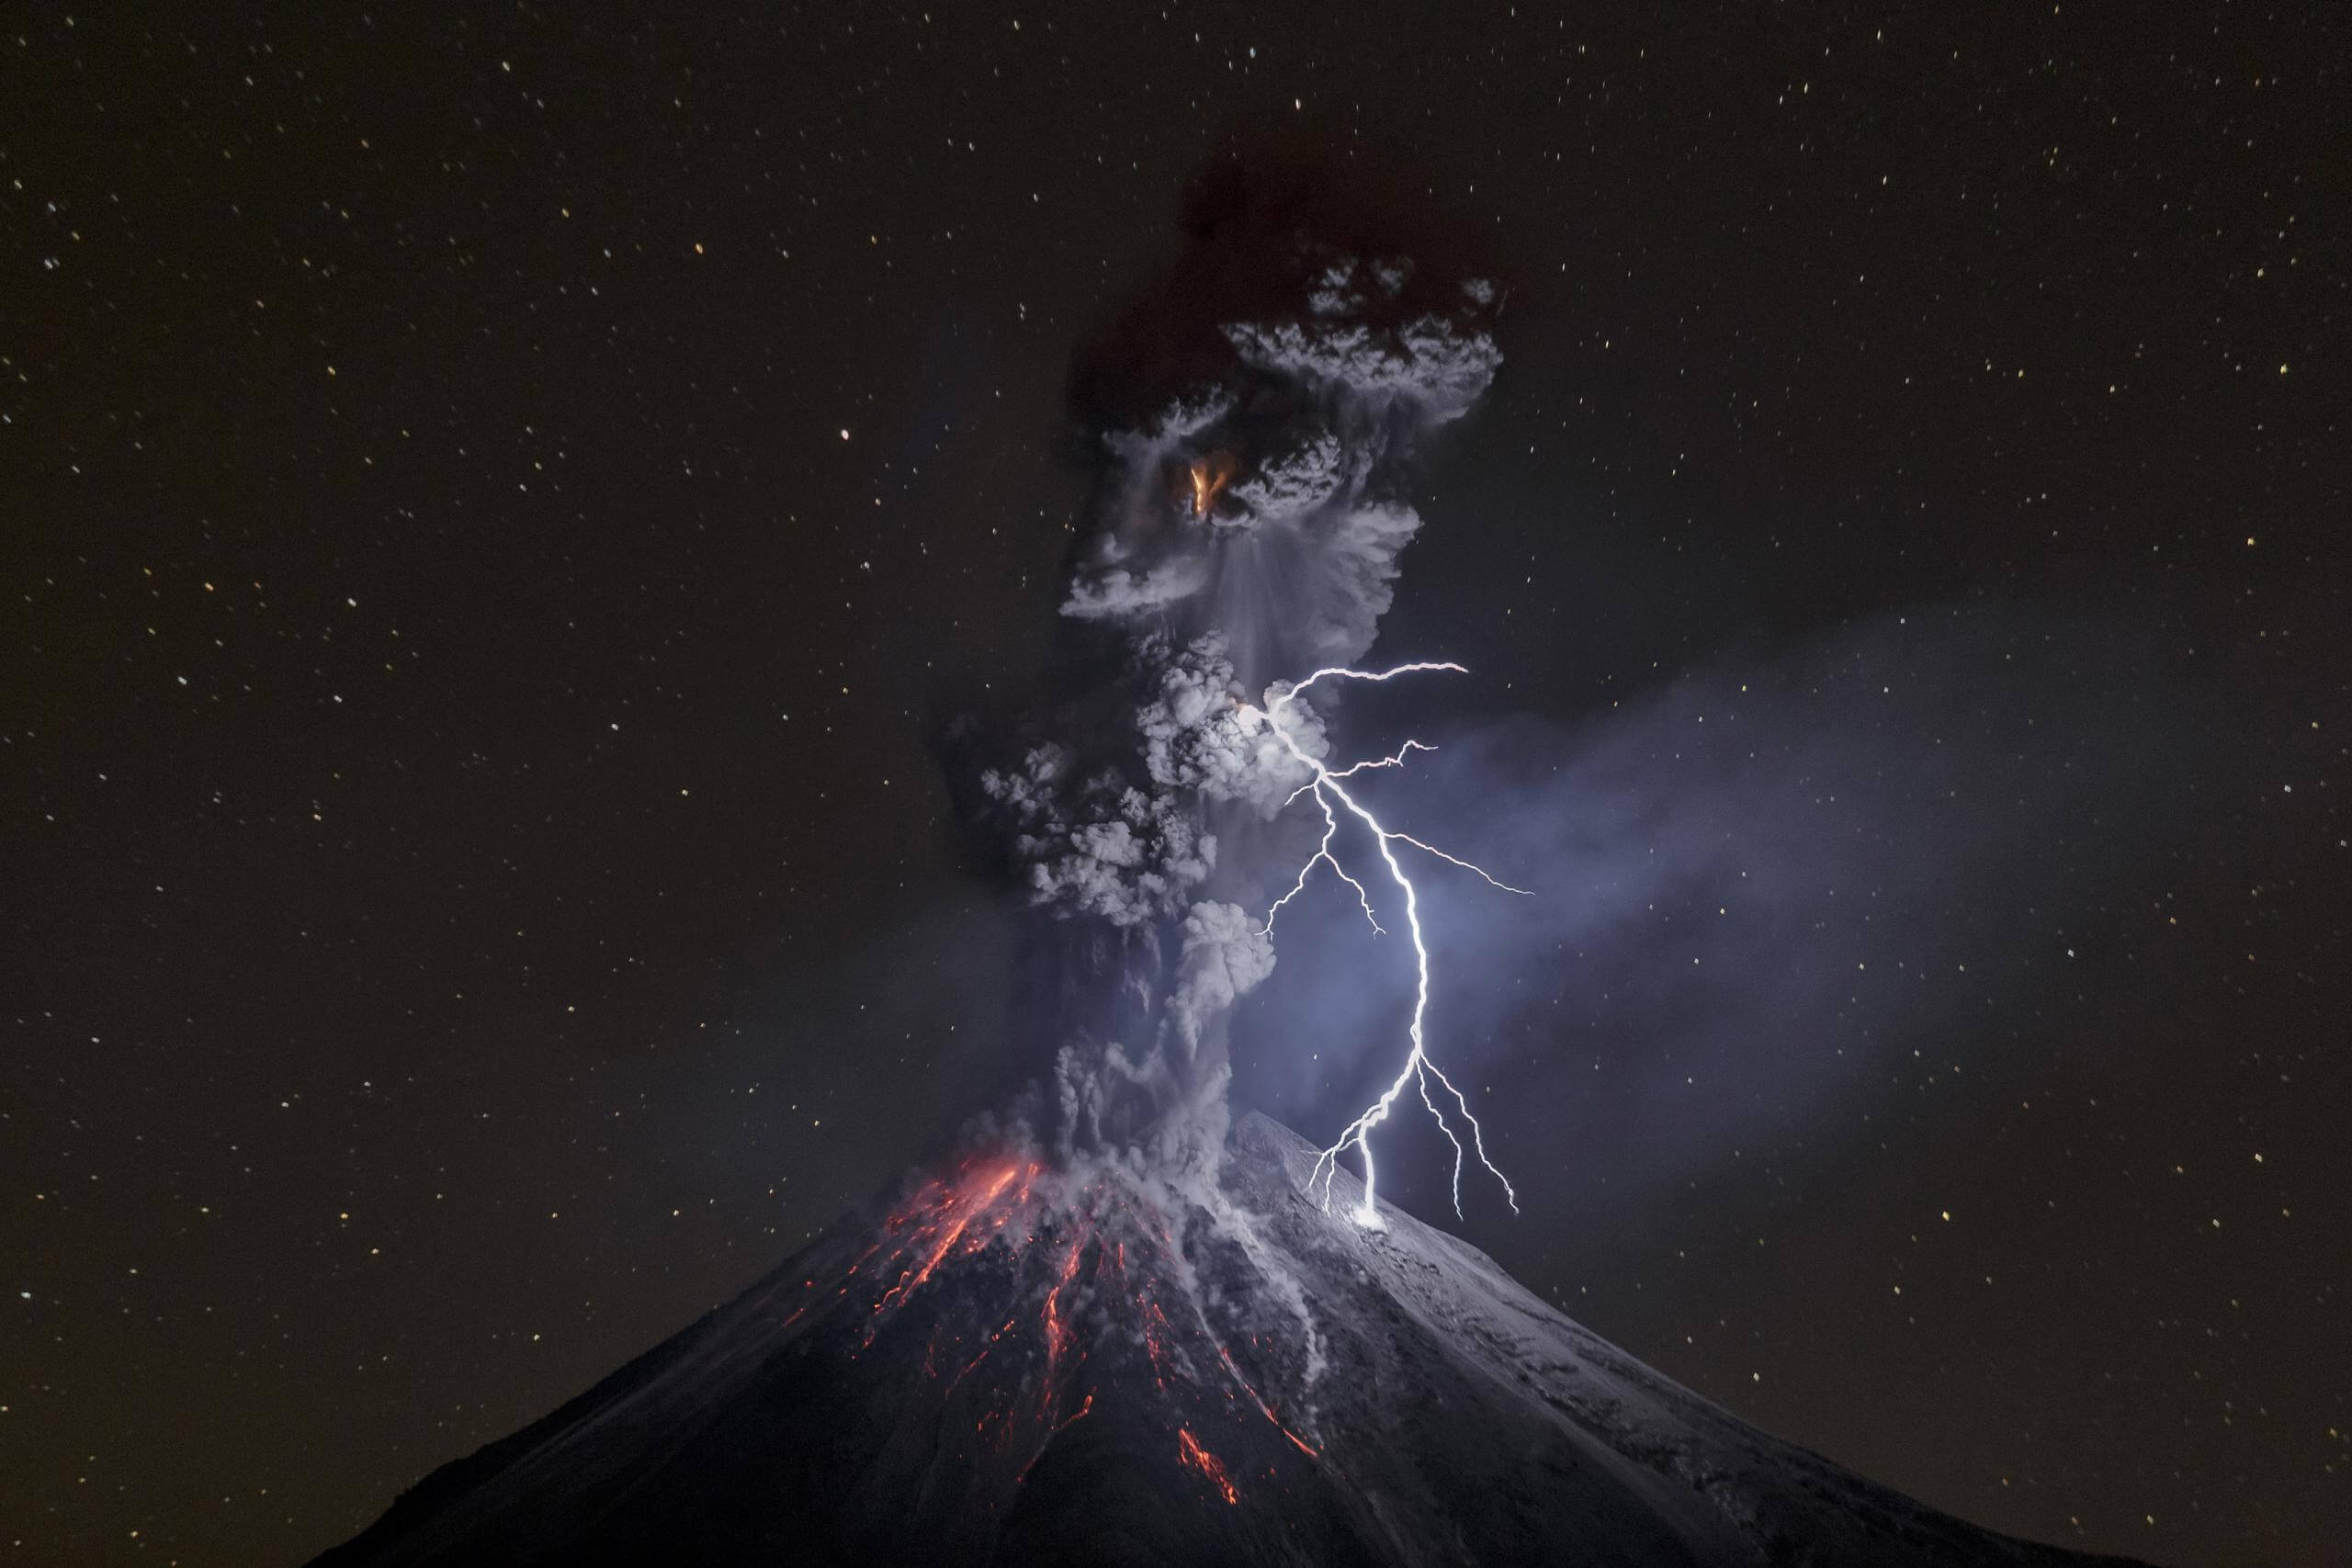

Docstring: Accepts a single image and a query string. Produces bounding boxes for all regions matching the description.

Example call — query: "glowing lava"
[1245,662,1531,1226]
[870,1161,1023,1322]
[779,1157,1315,1509]
[1176,1427,1241,1505]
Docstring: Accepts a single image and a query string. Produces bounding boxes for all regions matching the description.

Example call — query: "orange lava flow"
[1216,1344,1318,1458]
[1176,1426,1240,1505]
[1037,1225,1090,1411]
[1100,1221,1187,1394]
[777,1161,1320,1508]
[874,1163,1022,1315]
[1015,1392,1095,1485]
[944,1314,1019,1394]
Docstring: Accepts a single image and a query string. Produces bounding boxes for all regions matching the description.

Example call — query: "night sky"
[6,4,2346,1565]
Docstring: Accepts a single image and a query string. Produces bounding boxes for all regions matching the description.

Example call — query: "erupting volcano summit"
[317,161,2146,1568]
[315,1114,2140,1567]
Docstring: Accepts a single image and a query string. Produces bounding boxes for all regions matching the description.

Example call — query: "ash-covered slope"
[316,1112,2138,1567]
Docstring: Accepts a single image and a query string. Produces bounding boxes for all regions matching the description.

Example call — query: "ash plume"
[973,160,1503,1166]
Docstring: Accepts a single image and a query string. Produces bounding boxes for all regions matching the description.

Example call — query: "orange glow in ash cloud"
[1186,452,1237,518]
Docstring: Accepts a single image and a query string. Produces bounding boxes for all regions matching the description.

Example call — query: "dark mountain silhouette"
[315,1111,2143,1567]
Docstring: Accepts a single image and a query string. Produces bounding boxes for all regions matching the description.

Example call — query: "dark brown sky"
[4,4,2344,1564]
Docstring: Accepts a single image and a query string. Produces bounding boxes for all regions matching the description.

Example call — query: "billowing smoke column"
[977,163,1518,1214]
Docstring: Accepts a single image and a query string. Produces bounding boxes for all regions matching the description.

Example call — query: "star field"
[4,4,2345,1564]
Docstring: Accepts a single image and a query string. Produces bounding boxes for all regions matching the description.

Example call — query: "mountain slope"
[314,1111,2142,1567]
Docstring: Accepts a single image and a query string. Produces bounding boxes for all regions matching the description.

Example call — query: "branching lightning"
[1242,663,1531,1227]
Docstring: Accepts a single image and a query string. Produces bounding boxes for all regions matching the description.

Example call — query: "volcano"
[314,1112,2137,1567]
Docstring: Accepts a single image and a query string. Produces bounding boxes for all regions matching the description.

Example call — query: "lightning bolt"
[1243,662,1531,1227]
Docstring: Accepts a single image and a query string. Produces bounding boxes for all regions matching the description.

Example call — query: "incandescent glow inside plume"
[1245,662,1531,1226]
